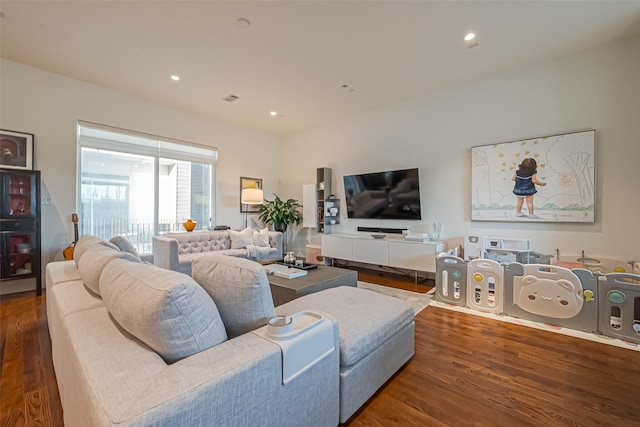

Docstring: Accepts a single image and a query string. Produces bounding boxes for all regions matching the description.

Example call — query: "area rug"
[357,281,640,352]
[357,281,433,315]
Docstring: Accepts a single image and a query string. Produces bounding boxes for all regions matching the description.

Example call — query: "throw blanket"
[246,244,275,261]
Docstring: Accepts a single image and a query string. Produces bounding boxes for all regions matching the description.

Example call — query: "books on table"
[264,264,289,274]
[273,268,308,279]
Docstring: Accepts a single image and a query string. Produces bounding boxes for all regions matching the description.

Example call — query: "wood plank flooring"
[0,291,62,427]
[1,267,639,426]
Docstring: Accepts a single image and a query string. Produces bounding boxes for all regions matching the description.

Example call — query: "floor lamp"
[241,188,264,228]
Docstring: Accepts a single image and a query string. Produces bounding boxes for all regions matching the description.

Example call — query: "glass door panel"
[3,172,36,218]
[80,148,155,253]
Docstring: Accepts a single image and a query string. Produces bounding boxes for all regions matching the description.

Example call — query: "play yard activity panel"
[436,256,640,344]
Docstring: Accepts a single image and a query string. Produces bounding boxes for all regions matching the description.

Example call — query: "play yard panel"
[503,263,598,333]
[436,256,466,306]
[465,259,503,314]
[598,273,640,344]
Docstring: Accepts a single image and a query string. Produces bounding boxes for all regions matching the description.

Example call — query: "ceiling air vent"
[222,94,239,102]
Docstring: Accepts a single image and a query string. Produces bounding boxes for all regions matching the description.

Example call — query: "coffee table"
[268,265,358,306]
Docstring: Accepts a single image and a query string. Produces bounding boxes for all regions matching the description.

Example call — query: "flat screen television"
[343,168,422,220]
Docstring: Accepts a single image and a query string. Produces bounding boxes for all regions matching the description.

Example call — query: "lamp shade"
[241,188,264,205]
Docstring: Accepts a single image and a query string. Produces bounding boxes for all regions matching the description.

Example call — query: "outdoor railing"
[80,218,187,254]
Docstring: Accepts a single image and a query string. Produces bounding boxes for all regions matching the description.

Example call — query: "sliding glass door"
[78,122,216,253]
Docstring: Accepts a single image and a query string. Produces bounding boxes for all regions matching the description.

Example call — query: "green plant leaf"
[257,194,303,231]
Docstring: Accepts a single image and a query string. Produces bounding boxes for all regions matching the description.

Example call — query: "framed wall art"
[240,176,263,213]
[0,129,34,170]
[471,129,595,223]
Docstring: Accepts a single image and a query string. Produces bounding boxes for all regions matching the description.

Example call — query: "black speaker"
[357,226,406,234]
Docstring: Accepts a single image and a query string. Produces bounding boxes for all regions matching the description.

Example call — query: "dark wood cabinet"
[0,169,41,295]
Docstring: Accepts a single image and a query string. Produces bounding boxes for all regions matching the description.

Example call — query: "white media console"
[321,234,445,273]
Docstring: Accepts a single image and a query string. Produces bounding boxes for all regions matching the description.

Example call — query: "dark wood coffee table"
[267,265,357,306]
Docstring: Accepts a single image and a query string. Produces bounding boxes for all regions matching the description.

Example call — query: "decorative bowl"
[17,243,31,253]
[183,219,197,232]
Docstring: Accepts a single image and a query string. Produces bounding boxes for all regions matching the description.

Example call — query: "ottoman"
[277,286,415,422]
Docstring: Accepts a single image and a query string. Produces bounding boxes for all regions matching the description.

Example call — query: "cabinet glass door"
[1,231,37,279]
[2,172,37,218]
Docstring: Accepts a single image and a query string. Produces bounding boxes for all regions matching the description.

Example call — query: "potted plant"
[257,194,303,232]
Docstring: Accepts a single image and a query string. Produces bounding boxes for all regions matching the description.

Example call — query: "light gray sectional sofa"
[46,235,414,426]
[152,228,283,275]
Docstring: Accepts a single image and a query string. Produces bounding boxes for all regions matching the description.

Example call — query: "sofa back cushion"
[192,255,275,338]
[73,234,119,266]
[100,259,227,364]
[174,231,232,255]
[77,240,140,296]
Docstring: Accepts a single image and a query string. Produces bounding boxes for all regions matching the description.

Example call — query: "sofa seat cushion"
[49,280,103,320]
[192,255,275,338]
[277,286,414,367]
[62,307,170,424]
[179,249,247,265]
[45,260,81,292]
[179,248,279,264]
[100,259,228,363]
[47,279,105,388]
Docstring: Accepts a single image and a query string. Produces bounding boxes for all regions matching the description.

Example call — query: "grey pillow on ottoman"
[192,255,275,338]
[100,259,228,364]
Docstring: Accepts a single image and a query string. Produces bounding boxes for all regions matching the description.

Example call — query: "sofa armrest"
[118,323,340,426]
[268,231,284,259]
[152,236,179,271]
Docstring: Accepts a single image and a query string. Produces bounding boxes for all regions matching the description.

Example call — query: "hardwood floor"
[2,268,640,426]
[0,292,62,426]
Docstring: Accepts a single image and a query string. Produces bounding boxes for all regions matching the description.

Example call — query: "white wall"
[282,36,640,262]
[0,59,281,294]
[2,36,639,294]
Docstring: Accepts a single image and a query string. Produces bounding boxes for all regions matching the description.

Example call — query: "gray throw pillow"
[192,255,275,338]
[109,236,140,259]
[100,259,228,364]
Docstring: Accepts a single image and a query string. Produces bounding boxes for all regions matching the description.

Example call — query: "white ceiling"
[2,1,640,136]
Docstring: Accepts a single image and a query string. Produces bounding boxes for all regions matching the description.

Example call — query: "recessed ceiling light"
[270,111,278,117]
[170,75,180,81]
[464,33,476,41]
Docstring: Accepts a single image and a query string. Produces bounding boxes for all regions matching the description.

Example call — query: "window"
[77,122,217,253]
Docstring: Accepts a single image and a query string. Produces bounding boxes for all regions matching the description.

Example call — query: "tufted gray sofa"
[152,230,283,275]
